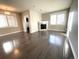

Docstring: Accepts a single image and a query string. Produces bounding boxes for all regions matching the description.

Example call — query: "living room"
[0,0,78,59]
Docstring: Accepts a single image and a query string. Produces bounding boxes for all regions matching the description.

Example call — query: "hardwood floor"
[0,31,74,59]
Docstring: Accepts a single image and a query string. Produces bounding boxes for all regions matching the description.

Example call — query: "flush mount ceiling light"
[4,11,10,15]
[4,8,11,15]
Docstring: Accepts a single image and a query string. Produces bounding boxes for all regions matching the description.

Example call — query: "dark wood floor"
[0,31,74,59]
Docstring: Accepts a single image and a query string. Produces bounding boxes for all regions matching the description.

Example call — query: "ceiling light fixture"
[4,8,11,15]
[4,11,10,15]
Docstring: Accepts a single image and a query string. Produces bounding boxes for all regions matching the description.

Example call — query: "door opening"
[26,18,30,33]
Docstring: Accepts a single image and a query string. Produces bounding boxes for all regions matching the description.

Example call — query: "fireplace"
[41,24,46,29]
[39,21,48,31]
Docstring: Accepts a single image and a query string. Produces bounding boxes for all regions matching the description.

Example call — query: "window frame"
[0,13,18,28]
[50,11,67,25]
[0,14,8,28]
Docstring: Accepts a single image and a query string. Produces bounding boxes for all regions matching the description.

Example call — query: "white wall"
[22,10,30,32]
[29,10,42,33]
[66,0,78,59]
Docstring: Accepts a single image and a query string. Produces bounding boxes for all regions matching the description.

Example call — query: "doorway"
[23,15,30,33]
[26,18,30,33]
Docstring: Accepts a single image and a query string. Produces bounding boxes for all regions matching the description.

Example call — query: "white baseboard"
[39,29,48,31]
[0,31,22,37]
[48,29,65,32]
[30,30,38,33]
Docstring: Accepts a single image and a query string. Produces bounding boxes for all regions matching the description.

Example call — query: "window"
[50,12,66,25]
[7,15,18,27]
[57,14,65,25]
[0,14,18,28]
[0,14,8,28]
[50,15,56,25]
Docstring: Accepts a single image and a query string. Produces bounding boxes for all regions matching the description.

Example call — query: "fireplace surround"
[38,21,48,31]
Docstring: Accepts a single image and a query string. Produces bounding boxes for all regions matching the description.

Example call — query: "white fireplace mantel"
[38,21,48,31]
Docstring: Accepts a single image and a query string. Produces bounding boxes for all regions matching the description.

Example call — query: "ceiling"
[0,0,72,13]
